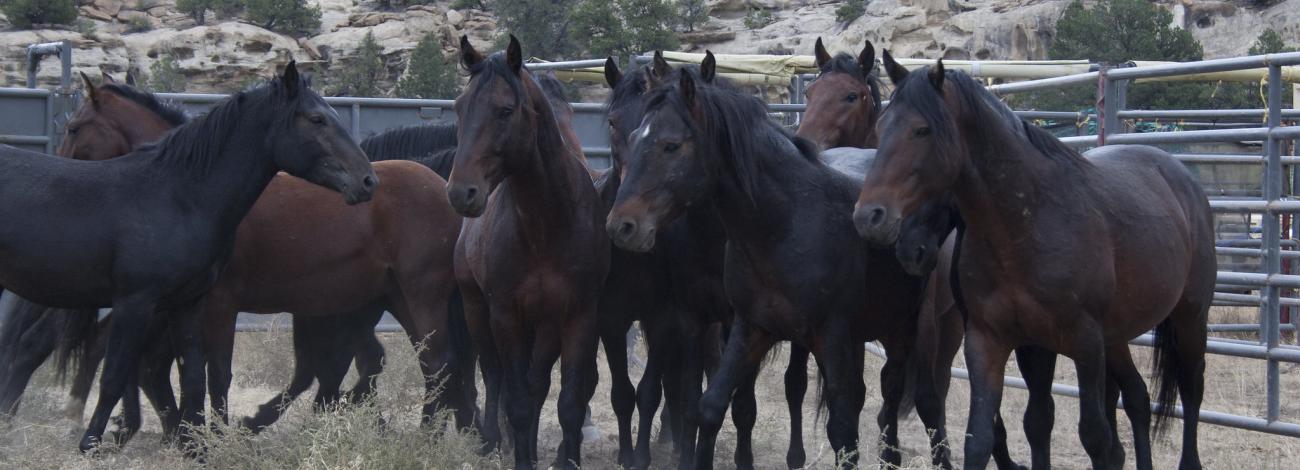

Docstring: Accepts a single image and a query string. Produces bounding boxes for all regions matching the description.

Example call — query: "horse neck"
[952,117,1068,255]
[711,129,821,244]
[505,85,589,223]
[152,103,281,232]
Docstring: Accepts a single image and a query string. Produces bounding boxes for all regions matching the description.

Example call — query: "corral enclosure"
[3,44,1300,467]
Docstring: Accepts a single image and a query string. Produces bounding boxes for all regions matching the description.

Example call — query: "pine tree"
[330,31,385,97]
[680,0,709,32]
[245,0,321,36]
[397,33,460,99]
[147,53,186,93]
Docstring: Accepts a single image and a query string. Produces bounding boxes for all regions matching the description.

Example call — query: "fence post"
[1097,67,1118,145]
[1264,63,1283,423]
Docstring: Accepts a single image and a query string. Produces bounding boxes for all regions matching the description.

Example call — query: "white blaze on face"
[639,122,655,141]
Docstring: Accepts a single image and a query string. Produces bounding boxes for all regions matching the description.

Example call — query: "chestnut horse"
[0,62,377,452]
[448,36,610,470]
[607,54,934,469]
[795,38,883,150]
[856,57,1212,470]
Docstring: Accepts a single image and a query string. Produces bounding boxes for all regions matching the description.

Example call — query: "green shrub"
[0,0,78,29]
[679,0,709,32]
[397,33,459,99]
[245,0,321,36]
[146,52,186,93]
[743,7,774,30]
[835,0,866,23]
[125,16,153,33]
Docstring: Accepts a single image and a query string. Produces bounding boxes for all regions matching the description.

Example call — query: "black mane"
[535,72,570,103]
[645,73,819,204]
[819,53,882,109]
[466,52,525,106]
[101,83,189,126]
[890,66,1090,169]
[136,76,303,175]
[360,123,459,178]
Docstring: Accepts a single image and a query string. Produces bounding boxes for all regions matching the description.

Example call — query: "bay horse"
[795,38,883,150]
[449,36,610,470]
[855,56,1213,470]
[606,55,932,469]
[0,62,378,452]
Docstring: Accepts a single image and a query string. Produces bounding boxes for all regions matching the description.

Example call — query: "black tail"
[0,298,99,383]
[1150,317,1180,437]
[53,308,102,382]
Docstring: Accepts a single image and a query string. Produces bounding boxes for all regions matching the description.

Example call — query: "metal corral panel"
[0,88,50,153]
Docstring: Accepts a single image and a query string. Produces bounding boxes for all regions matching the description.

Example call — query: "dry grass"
[2,306,1298,468]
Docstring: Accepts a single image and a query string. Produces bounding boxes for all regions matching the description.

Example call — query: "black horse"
[0,62,376,452]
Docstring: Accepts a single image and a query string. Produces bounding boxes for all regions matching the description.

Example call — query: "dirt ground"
[2,306,1299,469]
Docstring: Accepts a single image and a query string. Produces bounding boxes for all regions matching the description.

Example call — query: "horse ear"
[506,34,523,74]
[652,50,672,80]
[282,60,301,99]
[882,49,909,85]
[80,71,98,105]
[100,71,116,85]
[814,37,831,70]
[929,58,945,91]
[125,70,137,86]
[858,40,876,77]
[679,68,697,107]
[604,57,622,88]
[459,35,483,69]
[701,50,717,83]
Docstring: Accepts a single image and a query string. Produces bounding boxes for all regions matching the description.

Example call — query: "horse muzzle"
[606,213,658,253]
[447,182,488,218]
[854,202,901,247]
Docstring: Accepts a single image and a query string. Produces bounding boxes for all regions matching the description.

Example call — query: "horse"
[0,74,394,443]
[854,55,1213,470]
[0,62,377,452]
[448,36,610,470]
[606,54,938,469]
[795,38,883,150]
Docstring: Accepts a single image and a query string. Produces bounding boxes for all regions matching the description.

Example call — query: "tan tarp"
[543,54,1300,87]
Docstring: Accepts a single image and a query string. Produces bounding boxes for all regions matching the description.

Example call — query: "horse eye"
[664,142,681,152]
[497,107,514,119]
[914,127,931,137]
[844,93,859,102]
[308,114,326,125]
[66,126,79,135]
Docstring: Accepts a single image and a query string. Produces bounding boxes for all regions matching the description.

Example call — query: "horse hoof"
[78,434,100,454]
[787,450,806,469]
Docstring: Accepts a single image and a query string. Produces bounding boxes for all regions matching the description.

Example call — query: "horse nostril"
[618,221,636,238]
[464,186,478,202]
[868,207,887,227]
[362,175,376,190]
[914,246,926,263]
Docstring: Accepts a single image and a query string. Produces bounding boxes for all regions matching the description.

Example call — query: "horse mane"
[360,123,458,178]
[137,75,303,175]
[820,53,882,109]
[891,66,1090,169]
[100,83,189,125]
[535,71,570,104]
[468,52,573,162]
[645,73,818,204]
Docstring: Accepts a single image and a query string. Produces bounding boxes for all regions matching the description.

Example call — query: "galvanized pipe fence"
[6,47,1300,437]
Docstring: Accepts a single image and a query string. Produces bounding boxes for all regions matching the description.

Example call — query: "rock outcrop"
[1,0,1295,93]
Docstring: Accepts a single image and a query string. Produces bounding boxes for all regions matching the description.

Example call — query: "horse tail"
[896,346,919,418]
[1150,316,1181,437]
[53,308,102,383]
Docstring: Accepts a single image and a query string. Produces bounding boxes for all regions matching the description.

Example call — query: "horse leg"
[200,295,236,426]
[1169,300,1208,470]
[460,281,501,453]
[391,270,461,427]
[784,344,810,469]
[673,321,710,467]
[80,296,157,453]
[1013,345,1058,470]
[877,335,914,468]
[491,309,540,470]
[344,308,386,405]
[961,328,1014,469]
[817,333,867,469]
[693,315,776,470]
[64,320,107,430]
[170,305,208,454]
[913,299,962,469]
[554,307,599,470]
[137,341,180,438]
[632,322,669,469]
[307,316,352,413]
[601,311,636,467]
[241,314,318,432]
[1068,326,1115,469]
[731,368,760,470]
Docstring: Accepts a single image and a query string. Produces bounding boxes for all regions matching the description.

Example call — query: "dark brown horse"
[448,36,610,470]
[0,62,377,452]
[601,54,771,470]
[795,38,883,150]
[606,54,935,469]
[855,56,1213,470]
